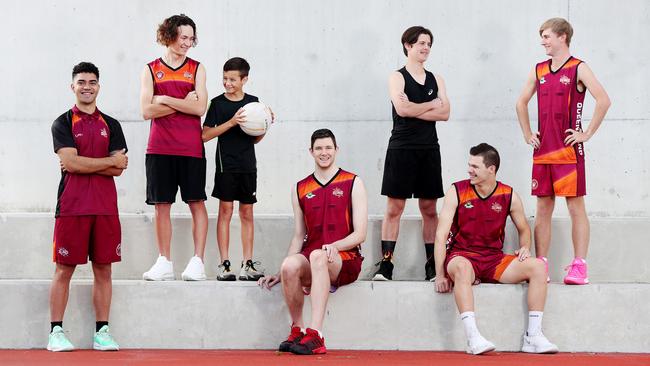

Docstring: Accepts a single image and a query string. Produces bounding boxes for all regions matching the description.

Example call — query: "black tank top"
[388,67,439,149]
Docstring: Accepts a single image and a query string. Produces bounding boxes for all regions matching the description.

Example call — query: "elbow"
[439,111,450,121]
[394,106,412,118]
[142,111,152,120]
[601,97,612,111]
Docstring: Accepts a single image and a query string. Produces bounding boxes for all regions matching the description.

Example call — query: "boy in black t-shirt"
[202,57,272,280]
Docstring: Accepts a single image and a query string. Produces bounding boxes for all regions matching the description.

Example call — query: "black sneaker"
[372,259,394,281]
[279,326,304,352]
[216,260,236,281]
[425,258,436,282]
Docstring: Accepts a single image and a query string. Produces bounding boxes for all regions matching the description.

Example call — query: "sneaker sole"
[372,274,391,281]
[467,344,495,355]
[239,275,264,281]
[143,273,175,281]
[522,345,559,354]
[564,277,589,285]
[181,274,207,281]
[217,276,237,281]
[93,343,119,351]
[47,345,74,352]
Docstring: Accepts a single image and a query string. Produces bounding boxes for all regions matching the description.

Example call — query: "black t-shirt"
[387,67,439,149]
[203,93,259,173]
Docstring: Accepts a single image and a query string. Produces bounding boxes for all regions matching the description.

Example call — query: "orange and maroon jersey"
[447,179,512,256]
[51,106,128,217]
[297,169,360,260]
[534,56,586,164]
[146,57,203,158]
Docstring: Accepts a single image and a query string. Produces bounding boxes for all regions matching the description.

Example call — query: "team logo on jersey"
[156,71,165,79]
[428,89,434,96]
[532,179,539,190]
[100,128,108,138]
[74,133,83,138]
[116,243,121,257]
[58,248,69,257]
[332,187,344,198]
[539,77,546,84]
[560,75,571,85]
[464,201,474,209]
[183,71,193,79]
[306,192,316,199]
[491,202,503,213]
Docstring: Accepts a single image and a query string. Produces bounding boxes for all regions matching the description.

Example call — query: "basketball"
[240,102,272,136]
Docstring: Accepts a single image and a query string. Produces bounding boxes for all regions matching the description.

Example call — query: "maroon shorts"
[53,215,122,265]
[300,250,363,292]
[444,250,516,284]
[532,163,585,197]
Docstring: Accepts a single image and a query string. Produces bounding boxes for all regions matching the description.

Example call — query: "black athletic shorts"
[381,148,444,199]
[146,154,207,204]
[212,172,257,204]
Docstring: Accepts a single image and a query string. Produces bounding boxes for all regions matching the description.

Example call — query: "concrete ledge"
[2,280,649,352]
[1,214,649,282]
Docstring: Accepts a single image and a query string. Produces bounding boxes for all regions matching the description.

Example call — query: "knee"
[309,250,328,268]
[420,203,438,219]
[239,206,254,222]
[566,200,585,218]
[385,203,405,219]
[93,264,112,281]
[219,204,234,218]
[281,257,302,278]
[450,262,473,283]
[528,259,546,279]
[536,199,555,216]
[155,204,171,215]
[54,265,75,281]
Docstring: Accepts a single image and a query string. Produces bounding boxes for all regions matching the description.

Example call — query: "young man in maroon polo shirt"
[258,129,368,355]
[49,62,128,351]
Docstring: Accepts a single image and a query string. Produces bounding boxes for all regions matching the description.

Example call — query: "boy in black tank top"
[373,26,451,282]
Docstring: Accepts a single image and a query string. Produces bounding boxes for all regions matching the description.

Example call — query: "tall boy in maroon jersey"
[140,14,209,281]
[49,62,128,351]
[434,144,557,355]
[516,18,611,285]
[258,129,368,355]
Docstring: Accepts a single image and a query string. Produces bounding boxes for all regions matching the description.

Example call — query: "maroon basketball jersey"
[534,56,586,164]
[297,169,360,260]
[447,180,513,255]
[146,57,203,158]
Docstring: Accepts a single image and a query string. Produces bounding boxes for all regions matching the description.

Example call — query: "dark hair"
[469,143,500,172]
[72,62,99,80]
[157,14,197,47]
[310,129,337,149]
[223,57,250,78]
[401,26,433,56]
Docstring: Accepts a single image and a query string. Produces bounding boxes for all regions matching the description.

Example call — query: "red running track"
[1,350,649,366]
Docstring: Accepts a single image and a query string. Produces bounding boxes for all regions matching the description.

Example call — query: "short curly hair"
[157,14,197,47]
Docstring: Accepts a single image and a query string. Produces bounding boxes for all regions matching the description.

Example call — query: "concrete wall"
[2,0,649,217]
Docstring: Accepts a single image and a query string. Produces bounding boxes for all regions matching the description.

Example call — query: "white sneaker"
[522,332,559,354]
[181,256,207,281]
[143,255,174,281]
[466,334,496,355]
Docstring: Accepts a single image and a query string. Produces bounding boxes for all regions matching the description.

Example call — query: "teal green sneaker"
[47,326,74,352]
[93,325,119,351]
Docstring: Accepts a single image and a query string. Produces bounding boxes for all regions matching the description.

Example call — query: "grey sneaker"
[216,260,236,281]
[239,259,264,281]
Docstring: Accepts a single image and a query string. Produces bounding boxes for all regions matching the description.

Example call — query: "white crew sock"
[527,311,544,336]
[460,311,480,339]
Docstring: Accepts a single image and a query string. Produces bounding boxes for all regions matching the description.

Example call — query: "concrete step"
[2,280,648,352]
[1,214,648,283]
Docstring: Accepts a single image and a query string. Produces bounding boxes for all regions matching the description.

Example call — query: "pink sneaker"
[538,256,550,283]
[564,257,589,285]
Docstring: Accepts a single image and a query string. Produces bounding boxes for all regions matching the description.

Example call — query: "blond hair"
[539,18,573,46]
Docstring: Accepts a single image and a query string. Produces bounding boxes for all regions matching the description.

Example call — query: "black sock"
[51,321,63,332]
[425,243,435,262]
[96,321,109,332]
[381,240,396,260]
